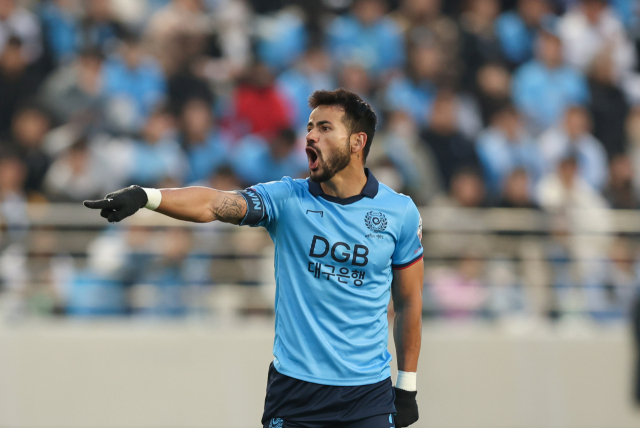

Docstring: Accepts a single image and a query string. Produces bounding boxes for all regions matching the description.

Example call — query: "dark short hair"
[308,89,377,160]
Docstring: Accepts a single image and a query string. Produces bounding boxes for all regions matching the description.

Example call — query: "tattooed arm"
[154,187,247,224]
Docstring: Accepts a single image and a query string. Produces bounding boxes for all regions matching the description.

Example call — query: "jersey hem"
[392,254,423,270]
[272,362,392,386]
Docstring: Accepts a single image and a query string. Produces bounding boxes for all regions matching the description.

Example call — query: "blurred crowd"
[1,0,640,320]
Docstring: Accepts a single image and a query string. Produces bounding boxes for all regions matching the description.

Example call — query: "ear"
[350,132,367,155]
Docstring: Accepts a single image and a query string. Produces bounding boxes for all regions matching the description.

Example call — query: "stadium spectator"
[145,0,212,64]
[43,136,113,202]
[205,164,243,192]
[558,0,635,79]
[429,254,488,319]
[231,128,307,186]
[544,215,585,319]
[102,32,167,133]
[79,0,125,56]
[0,36,45,135]
[586,236,640,320]
[9,107,52,198]
[538,154,613,320]
[39,47,105,126]
[476,104,543,196]
[180,98,231,184]
[384,40,443,126]
[431,168,488,208]
[512,24,589,133]
[587,49,629,158]
[225,62,292,139]
[474,62,512,126]
[39,0,81,64]
[277,46,335,130]
[210,0,253,72]
[603,154,640,209]
[337,62,375,106]
[391,0,461,83]
[495,0,553,67]
[627,107,640,194]
[420,90,481,191]
[0,151,28,234]
[326,0,405,76]
[367,158,405,194]
[486,257,528,319]
[538,105,608,190]
[496,168,539,209]
[127,107,187,187]
[536,153,609,212]
[368,110,442,205]
[166,58,215,117]
[129,227,209,317]
[255,6,307,72]
[0,0,42,64]
[458,0,504,91]
[0,152,29,315]
[66,267,129,315]
[69,226,152,316]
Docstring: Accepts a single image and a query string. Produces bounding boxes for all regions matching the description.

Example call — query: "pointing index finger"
[83,198,115,209]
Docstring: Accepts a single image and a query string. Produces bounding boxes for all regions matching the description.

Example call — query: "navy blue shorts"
[261,363,396,428]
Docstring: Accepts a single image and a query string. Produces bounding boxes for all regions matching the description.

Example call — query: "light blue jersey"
[238,170,423,386]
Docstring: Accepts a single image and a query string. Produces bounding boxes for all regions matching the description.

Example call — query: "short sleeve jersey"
[238,169,423,386]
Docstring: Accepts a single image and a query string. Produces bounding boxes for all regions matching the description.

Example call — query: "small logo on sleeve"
[365,211,387,232]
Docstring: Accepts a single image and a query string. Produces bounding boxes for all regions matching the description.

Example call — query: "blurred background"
[1,0,640,427]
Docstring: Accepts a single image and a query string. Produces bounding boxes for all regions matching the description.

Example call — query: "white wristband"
[396,371,417,391]
[142,188,162,210]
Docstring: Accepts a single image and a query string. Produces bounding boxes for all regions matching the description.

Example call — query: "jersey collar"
[308,168,379,205]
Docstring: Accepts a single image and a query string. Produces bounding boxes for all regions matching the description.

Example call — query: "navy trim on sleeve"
[392,254,423,270]
[236,189,267,226]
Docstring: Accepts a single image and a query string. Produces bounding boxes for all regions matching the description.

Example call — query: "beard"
[309,141,351,183]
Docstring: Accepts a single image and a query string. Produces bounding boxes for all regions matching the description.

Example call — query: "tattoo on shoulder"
[212,195,245,223]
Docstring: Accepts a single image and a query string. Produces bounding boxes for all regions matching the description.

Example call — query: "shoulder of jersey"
[377,182,414,204]
[287,177,310,188]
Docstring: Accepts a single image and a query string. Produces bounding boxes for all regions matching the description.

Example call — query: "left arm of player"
[391,259,423,427]
[391,259,424,372]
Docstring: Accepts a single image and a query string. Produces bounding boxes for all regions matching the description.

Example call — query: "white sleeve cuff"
[142,188,162,210]
[396,371,417,391]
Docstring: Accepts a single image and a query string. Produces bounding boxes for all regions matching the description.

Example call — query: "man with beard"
[84,89,424,428]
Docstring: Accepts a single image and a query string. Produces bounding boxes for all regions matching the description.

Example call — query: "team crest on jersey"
[365,211,387,232]
[269,418,283,428]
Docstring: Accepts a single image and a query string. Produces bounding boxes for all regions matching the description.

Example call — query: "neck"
[320,162,367,199]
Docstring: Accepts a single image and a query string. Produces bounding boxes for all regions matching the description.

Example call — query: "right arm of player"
[83,185,248,225]
[155,187,247,224]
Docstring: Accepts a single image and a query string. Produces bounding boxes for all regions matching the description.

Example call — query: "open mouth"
[306,147,319,170]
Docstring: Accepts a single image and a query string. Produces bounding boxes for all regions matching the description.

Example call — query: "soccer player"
[84,89,424,428]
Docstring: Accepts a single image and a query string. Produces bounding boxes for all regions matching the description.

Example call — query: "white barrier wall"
[0,321,639,428]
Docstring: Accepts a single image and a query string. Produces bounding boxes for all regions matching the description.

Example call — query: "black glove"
[83,185,148,223]
[394,387,418,427]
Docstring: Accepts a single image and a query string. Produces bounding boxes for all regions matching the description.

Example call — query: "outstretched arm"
[84,185,247,224]
[155,187,247,224]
